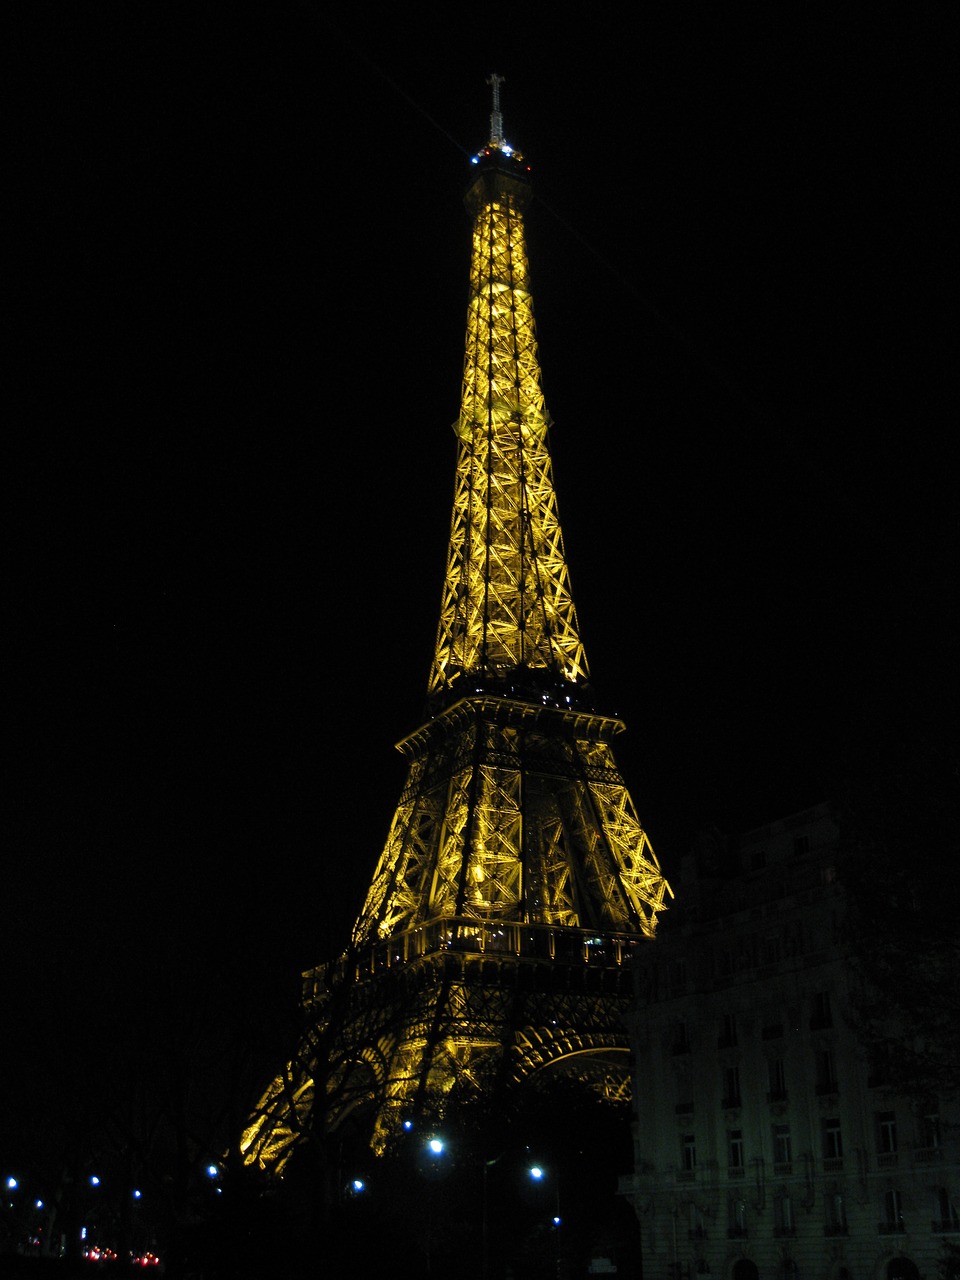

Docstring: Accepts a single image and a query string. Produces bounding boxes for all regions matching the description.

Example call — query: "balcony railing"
[331,918,643,983]
[878,1221,906,1235]
[773,1161,793,1177]
[916,1145,944,1164]
[933,1218,960,1233]
[824,1223,848,1237]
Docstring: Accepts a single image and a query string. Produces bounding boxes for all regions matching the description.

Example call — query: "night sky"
[8,6,955,1070]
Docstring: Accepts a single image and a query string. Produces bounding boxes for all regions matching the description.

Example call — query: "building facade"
[622,803,959,1279]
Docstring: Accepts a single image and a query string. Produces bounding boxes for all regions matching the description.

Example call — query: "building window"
[876,1111,898,1165]
[773,1124,792,1172]
[681,1133,696,1173]
[921,1107,942,1154]
[727,1197,747,1238]
[816,1047,838,1095]
[794,834,809,855]
[728,1129,745,1174]
[761,1003,784,1039]
[880,1188,905,1233]
[768,1057,787,1102]
[672,1020,691,1054]
[810,990,832,1029]
[718,1012,738,1048]
[722,1064,741,1109]
[783,921,804,957]
[825,1191,847,1235]
[669,958,687,996]
[934,1187,960,1232]
[687,1202,706,1239]
[761,934,781,965]
[734,936,758,972]
[867,1045,893,1087]
[823,1118,843,1168]
[774,1193,795,1237]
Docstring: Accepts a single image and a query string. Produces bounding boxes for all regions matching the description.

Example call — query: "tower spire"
[486,71,506,148]
[240,81,672,1174]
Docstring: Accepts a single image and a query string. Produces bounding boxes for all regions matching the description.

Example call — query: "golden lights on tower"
[239,77,672,1173]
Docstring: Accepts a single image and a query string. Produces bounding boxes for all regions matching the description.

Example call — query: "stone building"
[621,803,959,1279]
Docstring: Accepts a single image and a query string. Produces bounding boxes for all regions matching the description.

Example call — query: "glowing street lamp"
[424,1136,447,1277]
[528,1164,562,1278]
[528,1162,559,1213]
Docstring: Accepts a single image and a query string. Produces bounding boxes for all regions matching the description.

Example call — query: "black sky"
[8,4,956,1031]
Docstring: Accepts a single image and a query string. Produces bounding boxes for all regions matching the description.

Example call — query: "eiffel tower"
[240,76,672,1172]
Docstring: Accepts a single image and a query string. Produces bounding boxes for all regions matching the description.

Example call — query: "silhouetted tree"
[837,711,959,1100]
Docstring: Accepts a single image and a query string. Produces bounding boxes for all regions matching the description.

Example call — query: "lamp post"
[481,1152,505,1280]
[425,1136,446,1277]
[529,1165,562,1280]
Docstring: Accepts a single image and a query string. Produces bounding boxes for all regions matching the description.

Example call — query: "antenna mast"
[486,72,505,148]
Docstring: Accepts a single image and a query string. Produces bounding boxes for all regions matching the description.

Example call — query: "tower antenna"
[486,71,505,148]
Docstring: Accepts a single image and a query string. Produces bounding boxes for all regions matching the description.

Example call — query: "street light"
[528,1164,562,1279]
[481,1153,505,1280]
[424,1136,446,1276]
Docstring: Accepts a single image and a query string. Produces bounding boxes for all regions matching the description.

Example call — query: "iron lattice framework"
[241,78,672,1173]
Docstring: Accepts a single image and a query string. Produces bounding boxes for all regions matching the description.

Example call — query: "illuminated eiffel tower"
[241,76,672,1172]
